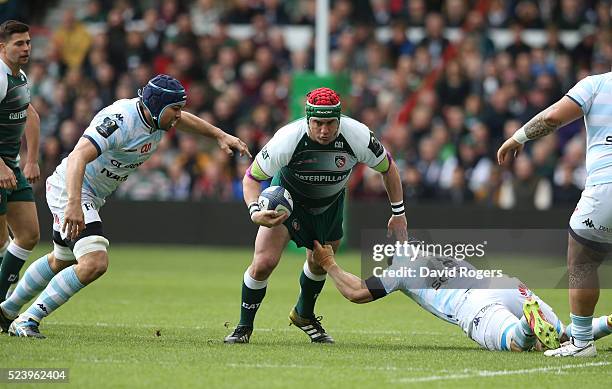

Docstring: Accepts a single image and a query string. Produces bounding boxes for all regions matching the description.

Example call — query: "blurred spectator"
[261,0,290,25]
[553,162,582,205]
[505,23,531,58]
[514,0,544,28]
[386,21,415,66]
[190,0,221,36]
[436,60,470,108]
[486,0,510,27]
[555,0,588,29]
[416,136,442,193]
[82,0,107,24]
[443,0,467,27]
[418,12,450,64]
[106,8,128,73]
[402,165,429,202]
[438,166,474,204]
[224,0,256,24]
[406,0,427,27]
[52,9,92,71]
[354,167,388,200]
[174,133,209,194]
[499,155,553,210]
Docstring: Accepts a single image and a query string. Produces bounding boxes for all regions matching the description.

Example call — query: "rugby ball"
[258,186,293,216]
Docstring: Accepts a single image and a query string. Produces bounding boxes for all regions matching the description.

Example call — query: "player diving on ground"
[311,240,612,352]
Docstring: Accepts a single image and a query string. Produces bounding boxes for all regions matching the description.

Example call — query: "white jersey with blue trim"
[51,98,163,205]
[376,249,516,326]
[566,72,612,187]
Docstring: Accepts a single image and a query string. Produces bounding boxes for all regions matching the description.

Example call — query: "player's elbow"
[66,150,85,165]
[347,289,372,304]
[541,106,564,128]
[27,104,40,118]
[242,172,255,186]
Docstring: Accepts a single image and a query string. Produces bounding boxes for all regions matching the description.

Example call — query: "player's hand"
[218,133,252,158]
[251,209,289,227]
[23,161,40,184]
[0,161,17,189]
[313,240,335,269]
[497,138,524,165]
[387,214,408,241]
[62,200,85,241]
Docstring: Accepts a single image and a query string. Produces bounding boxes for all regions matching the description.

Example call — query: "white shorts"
[569,183,612,250]
[457,284,561,350]
[46,176,103,241]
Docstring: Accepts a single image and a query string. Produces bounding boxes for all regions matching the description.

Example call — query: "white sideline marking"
[45,321,443,336]
[392,361,612,384]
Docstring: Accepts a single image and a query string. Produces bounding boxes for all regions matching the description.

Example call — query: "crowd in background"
[14,0,612,209]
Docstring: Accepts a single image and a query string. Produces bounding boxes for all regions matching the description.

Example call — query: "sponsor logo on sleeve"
[96,116,120,138]
[368,134,384,157]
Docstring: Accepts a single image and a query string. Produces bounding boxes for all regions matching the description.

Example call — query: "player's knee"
[250,253,280,279]
[249,260,276,279]
[15,229,39,250]
[74,236,110,281]
[77,252,109,282]
[89,257,109,278]
[48,252,75,273]
[0,238,9,253]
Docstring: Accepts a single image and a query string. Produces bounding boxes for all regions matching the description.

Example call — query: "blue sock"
[566,316,612,341]
[594,315,612,340]
[511,317,536,350]
[569,313,593,347]
[22,266,84,323]
[1,255,55,318]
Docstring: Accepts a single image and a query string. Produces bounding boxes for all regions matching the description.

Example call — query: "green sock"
[0,239,9,268]
[295,264,326,319]
[239,271,267,327]
[0,243,30,299]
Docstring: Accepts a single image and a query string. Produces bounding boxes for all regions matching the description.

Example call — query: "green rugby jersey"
[251,116,390,213]
[0,59,30,168]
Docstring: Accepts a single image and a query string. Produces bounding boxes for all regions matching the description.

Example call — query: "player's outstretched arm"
[313,241,374,304]
[63,137,99,240]
[497,96,583,164]
[23,104,40,183]
[175,111,251,157]
[380,159,408,241]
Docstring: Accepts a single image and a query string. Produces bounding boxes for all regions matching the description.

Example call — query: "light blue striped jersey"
[377,251,510,326]
[566,72,612,187]
[52,98,163,205]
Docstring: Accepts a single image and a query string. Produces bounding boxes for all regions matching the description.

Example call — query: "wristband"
[248,202,260,216]
[391,200,405,216]
[512,127,529,144]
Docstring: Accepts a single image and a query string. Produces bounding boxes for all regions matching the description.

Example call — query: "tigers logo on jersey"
[335,155,346,168]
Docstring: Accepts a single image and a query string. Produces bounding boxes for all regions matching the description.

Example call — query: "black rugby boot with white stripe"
[289,308,334,343]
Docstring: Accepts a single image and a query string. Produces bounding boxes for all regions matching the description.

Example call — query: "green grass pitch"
[1,245,611,388]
